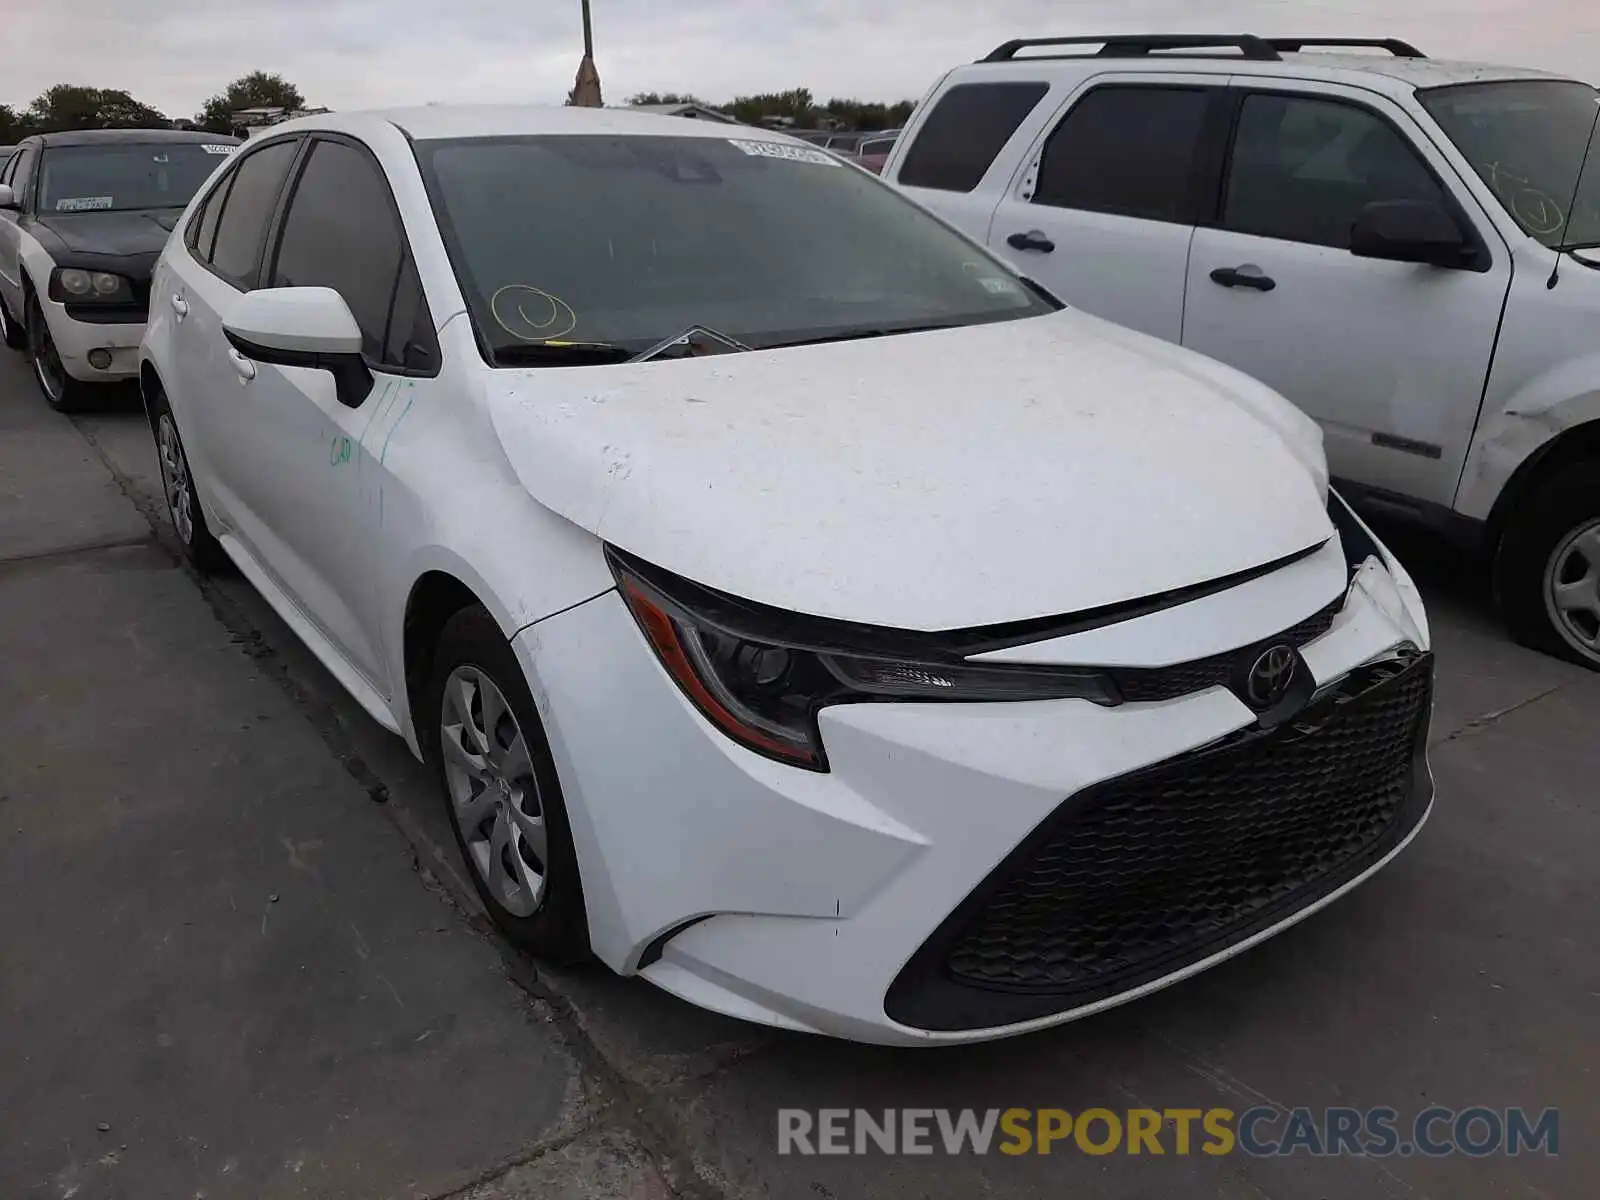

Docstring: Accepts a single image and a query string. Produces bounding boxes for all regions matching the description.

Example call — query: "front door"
[1181,82,1512,506]
[201,134,434,696]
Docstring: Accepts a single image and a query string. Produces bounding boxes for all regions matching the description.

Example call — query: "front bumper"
[518,511,1433,1045]
[41,293,144,382]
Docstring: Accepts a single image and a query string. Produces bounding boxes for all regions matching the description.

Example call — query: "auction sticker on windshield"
[55,196,114,212]
[726,139,841,167]
[202,144,238,155]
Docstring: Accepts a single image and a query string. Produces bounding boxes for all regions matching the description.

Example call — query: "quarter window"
[187,172,229,261]
[897,82,1050,193]
[1222,94,1447,248]
[207,140,299,288]
[269,138,426,368]
[1032,86,1212,222]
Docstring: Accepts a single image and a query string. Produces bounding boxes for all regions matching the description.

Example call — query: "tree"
[0,103,24,143]
[627,92,703,107]
[24,85,167,133]
[196,72,305,133]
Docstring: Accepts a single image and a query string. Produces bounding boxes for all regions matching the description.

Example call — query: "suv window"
[898,82,1050,193]
[8,147,39,206]
[1033,86,1212,222]
[269,138,425,367]
[1223,93,1447,248]
[207,140,298,288]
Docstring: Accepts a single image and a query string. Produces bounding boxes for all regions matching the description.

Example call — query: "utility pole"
[569,0,603,107]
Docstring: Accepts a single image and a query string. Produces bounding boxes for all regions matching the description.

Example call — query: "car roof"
[958,48,1573,96]
[360,105,782,142]
[28,128,241,148]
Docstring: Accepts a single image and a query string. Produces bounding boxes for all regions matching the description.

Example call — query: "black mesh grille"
[1109,596,1342,704]
[885,652,1433,1031]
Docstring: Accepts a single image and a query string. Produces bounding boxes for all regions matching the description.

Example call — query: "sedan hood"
[486,311,1332,631]
[33,208,181,259]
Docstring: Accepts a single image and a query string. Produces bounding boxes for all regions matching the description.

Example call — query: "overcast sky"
[8,0,1600,119]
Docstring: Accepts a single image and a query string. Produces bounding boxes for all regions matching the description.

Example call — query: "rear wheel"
[26,293,92,412]
[424,605,592,963]
[147,383,227,572]
[1496,463,1600,669]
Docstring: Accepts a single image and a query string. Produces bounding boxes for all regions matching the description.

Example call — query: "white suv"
[885,34,1600,668]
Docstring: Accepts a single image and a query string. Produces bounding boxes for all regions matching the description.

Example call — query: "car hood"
[33,208,182,259]
[485,311,1333,631]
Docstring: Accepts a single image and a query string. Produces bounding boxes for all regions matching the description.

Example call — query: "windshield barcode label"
[726,139,841,167]
[202,144,238,155]
[56,196,114,212]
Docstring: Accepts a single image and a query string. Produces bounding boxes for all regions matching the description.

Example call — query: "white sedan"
[139,105,1435,1045]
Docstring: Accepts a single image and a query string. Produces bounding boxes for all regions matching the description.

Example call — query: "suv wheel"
[423,605,592,963]
[1496,463,1600,669]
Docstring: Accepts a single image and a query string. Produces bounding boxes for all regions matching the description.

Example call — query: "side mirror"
[1351,199,1475,269]
[223,286,373,408]
[0,184,17,210]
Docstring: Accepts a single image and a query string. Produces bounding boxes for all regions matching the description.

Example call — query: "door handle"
[1006,230,1056,253]
[228,348,257,382]
[1209,266,1276,292]
[170,294,189,319]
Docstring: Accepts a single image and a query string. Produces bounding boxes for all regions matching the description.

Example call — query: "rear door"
[986,77,1230,342]
[1180,82,1511,505]
[0,144,39,319]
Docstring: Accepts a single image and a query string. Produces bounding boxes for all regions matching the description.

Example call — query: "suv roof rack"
[1265,37,1426,58]
[978,34,1428,65]
[980,35,1282,63]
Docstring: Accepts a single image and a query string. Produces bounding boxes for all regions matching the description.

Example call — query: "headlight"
[50,268,134,304]
[608,548,1118,770]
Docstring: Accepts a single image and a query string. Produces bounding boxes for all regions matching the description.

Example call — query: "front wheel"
[423,605,592,963]
[26,294,92,412]
[1496,463,1600,669]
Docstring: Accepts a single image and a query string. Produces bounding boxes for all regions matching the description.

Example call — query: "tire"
[146,383,228,573]
[423,605,592,963]
[25,293,95,412]
[0,292,25,350]
[1494,462,1600,670]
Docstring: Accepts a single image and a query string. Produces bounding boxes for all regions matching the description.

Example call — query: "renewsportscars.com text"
[777,1106,1559,1158]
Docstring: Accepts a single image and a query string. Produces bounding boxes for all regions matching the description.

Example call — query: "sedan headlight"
[608,548,1117,770]
[50,268,134,304]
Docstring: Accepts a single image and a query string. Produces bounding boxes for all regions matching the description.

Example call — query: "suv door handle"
[228,348,257,382]
[1209,266,1276,292]
[1006,230,1056,253]
[170,294,189,319]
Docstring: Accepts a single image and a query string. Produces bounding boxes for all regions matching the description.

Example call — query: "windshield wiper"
[628,325,751,363]
[491,341,634,366]
[764,321,963,350]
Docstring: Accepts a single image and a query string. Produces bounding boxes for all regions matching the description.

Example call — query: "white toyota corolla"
[139,106,1435,1045]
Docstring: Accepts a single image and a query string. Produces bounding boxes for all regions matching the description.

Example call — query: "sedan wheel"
[440,664,549,917]
[26,295,79,410]
[1543,517,1600,663]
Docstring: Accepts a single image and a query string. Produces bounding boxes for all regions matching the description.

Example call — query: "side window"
[382,253,438,372]
[1222,93,1447,249]
[207,140,299,288]
[186,170,232,262]
[9,147,39,207]
[269,138,427,368]
[898,82,1050,193]
[1032,87,1212,223]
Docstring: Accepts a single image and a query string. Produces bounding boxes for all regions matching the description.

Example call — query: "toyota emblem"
[1245,645,1297,709]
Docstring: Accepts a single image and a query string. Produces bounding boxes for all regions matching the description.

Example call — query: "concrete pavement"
[2,348,1596,1198]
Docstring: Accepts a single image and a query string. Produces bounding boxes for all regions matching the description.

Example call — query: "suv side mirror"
[1351,200,1474,268]
[223,286,373,409]
[0,184,17,210]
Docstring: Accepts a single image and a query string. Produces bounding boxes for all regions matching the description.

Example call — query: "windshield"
[1420,80,1600,249]
[413,134,1054,362]
[37,142,235,214]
